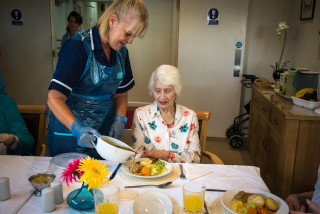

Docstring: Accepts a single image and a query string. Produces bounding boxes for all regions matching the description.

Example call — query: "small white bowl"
[291,96,320,110]
[92,135,135,163]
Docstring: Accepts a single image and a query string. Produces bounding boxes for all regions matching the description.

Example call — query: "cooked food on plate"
[129,158,166,176]
[231,191,279,214]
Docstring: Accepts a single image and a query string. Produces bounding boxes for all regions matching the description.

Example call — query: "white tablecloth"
[0,156,269,214]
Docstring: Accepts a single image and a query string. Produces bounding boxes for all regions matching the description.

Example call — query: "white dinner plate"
[221,188,289,214]
[121,158,172,179]
[133,191,173,214]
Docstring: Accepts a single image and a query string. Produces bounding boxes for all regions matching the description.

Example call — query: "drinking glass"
[182,182,206,213]
[94,184,120,214]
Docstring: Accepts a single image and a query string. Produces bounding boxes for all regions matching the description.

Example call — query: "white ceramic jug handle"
[91,134,98,148]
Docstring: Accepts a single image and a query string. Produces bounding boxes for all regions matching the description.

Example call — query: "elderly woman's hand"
[0,133,18,150]
[142,149,170,161]
[0,133,14,145]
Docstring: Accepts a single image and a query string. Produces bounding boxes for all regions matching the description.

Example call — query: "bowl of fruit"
[291,88,320,110]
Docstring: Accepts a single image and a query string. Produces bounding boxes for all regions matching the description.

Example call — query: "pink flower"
[154,136,162,143]
[169,152,175,161]
[60,157,84,187]
[190,124,196,131]
[183,111,190,117]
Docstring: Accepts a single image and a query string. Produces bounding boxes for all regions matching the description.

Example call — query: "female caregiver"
[46,0,148,158]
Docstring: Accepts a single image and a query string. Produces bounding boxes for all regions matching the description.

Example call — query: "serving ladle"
[124,181,172,189]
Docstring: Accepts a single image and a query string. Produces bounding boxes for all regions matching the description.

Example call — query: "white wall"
[244,0,319,80]
[244,0,293,81]
[0,0,53,105]
[290,0,320,72]
[127,0,177,103]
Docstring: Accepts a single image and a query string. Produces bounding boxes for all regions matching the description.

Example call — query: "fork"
[179,164,186,179]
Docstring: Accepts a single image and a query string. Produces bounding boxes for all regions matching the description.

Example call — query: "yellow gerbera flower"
[78,157,109,190]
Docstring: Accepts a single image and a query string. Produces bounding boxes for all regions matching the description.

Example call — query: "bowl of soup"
[92,135,135,163]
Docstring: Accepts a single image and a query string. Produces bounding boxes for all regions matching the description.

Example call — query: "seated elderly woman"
[0,94,34,155]
[131,65,200,163]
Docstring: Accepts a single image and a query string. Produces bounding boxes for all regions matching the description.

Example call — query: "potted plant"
[271,22,290,81]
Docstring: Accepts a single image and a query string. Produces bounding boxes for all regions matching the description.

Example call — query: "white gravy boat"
[91,135,135,163]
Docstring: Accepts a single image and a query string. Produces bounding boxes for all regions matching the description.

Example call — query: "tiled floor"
[201,137,255,166]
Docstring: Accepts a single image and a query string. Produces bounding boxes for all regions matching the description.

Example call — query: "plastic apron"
[47,29,126,158]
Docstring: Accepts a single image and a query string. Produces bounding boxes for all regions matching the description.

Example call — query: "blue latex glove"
[109,115,127,139]
[71,120,101,148]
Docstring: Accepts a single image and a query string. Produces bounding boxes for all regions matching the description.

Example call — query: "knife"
[206,189,226,192]
[109,163,122,180]
[204,201,209,214]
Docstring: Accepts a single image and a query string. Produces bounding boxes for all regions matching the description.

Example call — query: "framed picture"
[300,0,316,20]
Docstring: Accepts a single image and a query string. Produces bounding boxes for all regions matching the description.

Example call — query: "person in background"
[131,65,201,163]
[0,41,7,95]
[286,164,320,214]
[46,0,148,158]
[60,11,83,50]
[0,94,34,155]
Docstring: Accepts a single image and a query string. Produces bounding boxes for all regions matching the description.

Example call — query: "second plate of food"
[221,188,289,214]
[121,158,172,179]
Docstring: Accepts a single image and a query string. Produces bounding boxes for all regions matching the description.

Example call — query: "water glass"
[182,182,206,213]
[94,184,120,214]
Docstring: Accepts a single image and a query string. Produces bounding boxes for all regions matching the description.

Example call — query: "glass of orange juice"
[183,182,206,213]
[94,184,120,214]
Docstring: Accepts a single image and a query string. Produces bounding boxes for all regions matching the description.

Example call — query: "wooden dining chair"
[120,102,150,147]
[195,111,224,164]
[17,105,46,156]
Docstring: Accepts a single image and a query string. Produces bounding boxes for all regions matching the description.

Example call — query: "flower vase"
[67,183,94,210]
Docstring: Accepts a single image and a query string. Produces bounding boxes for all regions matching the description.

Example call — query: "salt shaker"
[50,180,63,204]
[41,187,56,212]
[0,177,10,201]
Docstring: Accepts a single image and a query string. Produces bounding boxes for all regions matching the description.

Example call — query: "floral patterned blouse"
[131,101,200,163]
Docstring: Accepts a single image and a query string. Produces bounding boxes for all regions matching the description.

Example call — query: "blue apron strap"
[53,132,73,136]
[70,92,113,100]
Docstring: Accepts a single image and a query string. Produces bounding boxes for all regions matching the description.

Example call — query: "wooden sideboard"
[247,85,320,199]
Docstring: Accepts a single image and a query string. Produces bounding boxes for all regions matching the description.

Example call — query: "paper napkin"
[184,163,212,181]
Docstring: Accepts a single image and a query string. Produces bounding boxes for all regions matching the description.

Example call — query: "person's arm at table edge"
[47,89,76,130]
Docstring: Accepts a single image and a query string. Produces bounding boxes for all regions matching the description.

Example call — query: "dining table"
[0,155,270,214]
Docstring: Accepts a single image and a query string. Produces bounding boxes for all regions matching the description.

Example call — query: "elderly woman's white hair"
[148,65,182,96]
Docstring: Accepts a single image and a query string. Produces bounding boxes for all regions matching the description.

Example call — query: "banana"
[295,88,316,98]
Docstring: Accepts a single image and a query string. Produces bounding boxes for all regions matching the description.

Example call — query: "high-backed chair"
[195,111,224,164]
[17,105,46,156]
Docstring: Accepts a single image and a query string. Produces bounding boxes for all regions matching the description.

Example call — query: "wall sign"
[236,42,242,49]
[11,9,23,26]
[207,8,219,25]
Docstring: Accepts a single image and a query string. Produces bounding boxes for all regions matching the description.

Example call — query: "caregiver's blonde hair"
[96,0,148,40]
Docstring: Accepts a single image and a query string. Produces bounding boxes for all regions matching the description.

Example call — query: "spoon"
[124,181,172,189]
